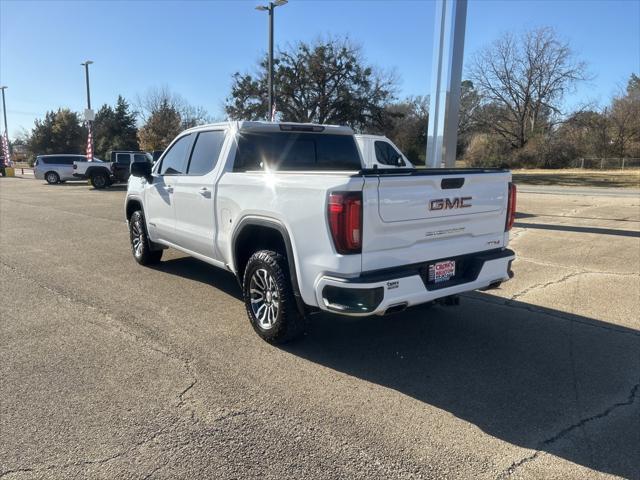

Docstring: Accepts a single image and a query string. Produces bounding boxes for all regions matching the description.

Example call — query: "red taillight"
[506,182,517,231]
[328,192,362,254]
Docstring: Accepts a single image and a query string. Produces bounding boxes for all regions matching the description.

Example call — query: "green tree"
[225,37,397,131]
[93,96,139,159]
[137,100,182,151]
[27,109,85,157]
[378,96,429,164]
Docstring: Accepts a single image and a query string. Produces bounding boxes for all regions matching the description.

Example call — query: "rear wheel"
[129,210,163,265]
[45,171,60,184]
[242,250,305,344]
[90,171,109,189]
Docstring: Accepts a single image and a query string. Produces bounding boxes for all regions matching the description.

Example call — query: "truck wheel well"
[126,200,142,221]
[234,225,288,281]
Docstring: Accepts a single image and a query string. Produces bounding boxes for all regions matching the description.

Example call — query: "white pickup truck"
[125,121,516,343]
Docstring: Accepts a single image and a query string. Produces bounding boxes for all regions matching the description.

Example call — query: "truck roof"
[183,121,354,136]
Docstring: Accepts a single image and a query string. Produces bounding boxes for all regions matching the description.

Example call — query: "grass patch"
[511,169,640,188]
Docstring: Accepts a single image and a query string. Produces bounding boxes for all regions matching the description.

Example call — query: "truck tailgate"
[361,169,511,271]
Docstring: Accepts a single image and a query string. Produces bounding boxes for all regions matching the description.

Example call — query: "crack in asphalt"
[0,261,202,479]
[508,271,588,302]
[497,382,640,479]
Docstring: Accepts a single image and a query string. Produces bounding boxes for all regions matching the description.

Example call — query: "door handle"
[198,187,210,197]
[165,185,174,193]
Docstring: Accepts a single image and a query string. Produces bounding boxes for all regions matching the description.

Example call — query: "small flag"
[1,130,11,166]
[86,122,93,161]
[270,101,277,122]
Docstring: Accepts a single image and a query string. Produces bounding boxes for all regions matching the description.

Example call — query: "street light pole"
[256,0,287,120]
[0,87,8,139]
[80,60,94,160]
[81,60,93,110]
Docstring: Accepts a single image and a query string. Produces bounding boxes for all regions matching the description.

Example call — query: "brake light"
[505,182,517,231]
[328,192,362,254]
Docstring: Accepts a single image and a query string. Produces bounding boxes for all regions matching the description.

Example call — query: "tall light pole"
[0,86,10,164]
[80,61,94,160]
[81,60,93,110]
[255,0,287,120]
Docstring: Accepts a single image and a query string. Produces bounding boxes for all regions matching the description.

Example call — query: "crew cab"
[125,121,516,343]
[73,151,152,188]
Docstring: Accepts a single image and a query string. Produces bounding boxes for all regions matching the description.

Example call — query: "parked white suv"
[125,121,516,343]
[34,154,102,184]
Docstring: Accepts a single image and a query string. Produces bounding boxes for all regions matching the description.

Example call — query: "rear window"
[233,132,362,172]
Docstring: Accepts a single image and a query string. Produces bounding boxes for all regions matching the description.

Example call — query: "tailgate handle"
[441,177,465,189]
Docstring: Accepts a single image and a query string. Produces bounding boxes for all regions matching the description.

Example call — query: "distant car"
[34,154,103,184]
[354,134,413,169]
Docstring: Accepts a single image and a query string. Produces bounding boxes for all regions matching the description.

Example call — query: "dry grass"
[511,169,640,188]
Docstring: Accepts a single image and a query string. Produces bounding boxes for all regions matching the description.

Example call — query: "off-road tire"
[242,250,305,344]
[90,171,109,189]
[45,171,60,184]
[129,210,163,265]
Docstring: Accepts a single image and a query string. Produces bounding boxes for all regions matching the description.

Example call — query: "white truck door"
[172,130,227,259]
[145,134,193,243]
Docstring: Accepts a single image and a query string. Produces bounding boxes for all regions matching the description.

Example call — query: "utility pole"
[255,0,288,120]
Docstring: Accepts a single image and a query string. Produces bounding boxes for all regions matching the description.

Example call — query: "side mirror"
[130,161,152,180]
[395,156,406,167]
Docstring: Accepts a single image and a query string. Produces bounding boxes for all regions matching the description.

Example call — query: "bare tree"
[136,86,212,129]
[468,27,589,149]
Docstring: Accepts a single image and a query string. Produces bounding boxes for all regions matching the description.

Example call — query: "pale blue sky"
[1,0,639,138]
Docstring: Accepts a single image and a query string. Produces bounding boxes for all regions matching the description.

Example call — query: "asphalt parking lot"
[1,177,638,479]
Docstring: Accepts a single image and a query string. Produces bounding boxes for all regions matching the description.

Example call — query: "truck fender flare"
[231,216,306,315]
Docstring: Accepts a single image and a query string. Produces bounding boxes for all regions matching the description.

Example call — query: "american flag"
[86,122,93,161]
[1,130,11,165]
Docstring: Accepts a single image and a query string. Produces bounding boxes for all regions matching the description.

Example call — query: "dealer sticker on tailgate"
[428,260,456,283]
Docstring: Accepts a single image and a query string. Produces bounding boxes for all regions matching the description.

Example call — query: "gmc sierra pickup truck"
[125,121,516,343]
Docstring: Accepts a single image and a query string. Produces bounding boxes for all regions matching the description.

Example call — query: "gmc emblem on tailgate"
[429,197,472,211]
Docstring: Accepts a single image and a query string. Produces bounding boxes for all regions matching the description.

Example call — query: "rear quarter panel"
[216,171,364,306]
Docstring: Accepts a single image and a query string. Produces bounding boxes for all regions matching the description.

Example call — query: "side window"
[187,131,225,175]
[159,135,192,175]
[116,153,131,165]
[133,154,148,163]
[374,141,404,166]
[233,133,264,171]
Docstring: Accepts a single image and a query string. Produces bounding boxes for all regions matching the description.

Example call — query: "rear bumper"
[314,249,515,316]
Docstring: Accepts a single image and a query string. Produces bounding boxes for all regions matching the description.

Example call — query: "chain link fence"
[573,158,640,170]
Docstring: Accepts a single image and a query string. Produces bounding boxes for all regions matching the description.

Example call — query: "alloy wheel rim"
[131,221,143,257]
[47,173,57,183]
[249,268,279,330]
[94,176,105,187]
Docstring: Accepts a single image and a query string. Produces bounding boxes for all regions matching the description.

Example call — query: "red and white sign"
[428,260,456,283]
